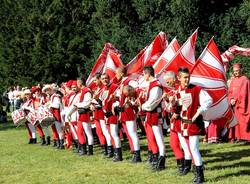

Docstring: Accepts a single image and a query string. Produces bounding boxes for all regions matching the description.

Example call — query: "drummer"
[21,89,37,144]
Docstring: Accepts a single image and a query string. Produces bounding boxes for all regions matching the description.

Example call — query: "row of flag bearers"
[14,66,218,184]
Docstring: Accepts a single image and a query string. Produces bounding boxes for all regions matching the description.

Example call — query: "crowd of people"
[6,63,250,184]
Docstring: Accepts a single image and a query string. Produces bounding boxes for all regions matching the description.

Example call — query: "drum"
[11,109,27,125]
[26,110,40,126]
[37,106,55,127]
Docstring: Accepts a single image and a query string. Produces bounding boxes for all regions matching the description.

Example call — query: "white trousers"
[126,121,140,151]
[110,124,121,148]
[178,132,192,160]
[70,124,78,140]
[100,120,112,146]
[152,123,165,156]
[188,135,203,166]
[27,123,36,138]
[82,122,94,145]
[54,121,63,140]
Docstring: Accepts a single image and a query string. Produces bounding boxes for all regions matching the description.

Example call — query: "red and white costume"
[142,79,165,157]
[177,84,212,166]
[100,82,120,148]
[92,86,112,147]
[50,93,64,140]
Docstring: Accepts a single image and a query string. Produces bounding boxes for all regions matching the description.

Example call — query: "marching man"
[163,71,192,175]
[100,73,122,162]
[140,66,166,171]
[91,73,113,157]
[174,67,213,184]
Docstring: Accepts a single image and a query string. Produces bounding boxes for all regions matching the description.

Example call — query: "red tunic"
[177,84,205,136]
[228,75,250,141]
[101,83,118,124]
[78,87,91,122]
[145,80,163,126]
[119,77,136,122]
[93,87,105,120]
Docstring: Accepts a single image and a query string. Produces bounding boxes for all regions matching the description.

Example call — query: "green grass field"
[0,119,250,184]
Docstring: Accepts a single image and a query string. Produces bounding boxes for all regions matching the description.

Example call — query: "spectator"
[0,105,7,123]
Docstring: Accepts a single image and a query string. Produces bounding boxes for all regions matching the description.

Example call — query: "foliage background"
[0,0,249,92]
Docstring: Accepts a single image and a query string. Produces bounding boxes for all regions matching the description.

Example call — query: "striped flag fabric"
[86,43,121,89]
[190,37,237,127]
[126,31,167,75]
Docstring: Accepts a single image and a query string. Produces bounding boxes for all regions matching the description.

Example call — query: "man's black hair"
[143,66,155,77]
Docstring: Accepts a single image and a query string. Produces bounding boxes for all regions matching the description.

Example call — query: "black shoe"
[56,140,60,149]
[107,146,114,158]
[131,150,142,163]
[152,156,166,171]
[78,144,87,156]
[46,136,51,145]
[72,139,78,150]
[150,153,159,168]
[177,158,185,174]
[145,151,153,164]
[113,148,123,162]
[59,139,65,149]
[102,144,108,156]
[33,138,37,144]
[181,159,192,175]
[40,136,46,146]
[193,165,197,183]
[52,140,57,147]
[28,138,33,144]
[194,166,204,184]
[88,145,93,155]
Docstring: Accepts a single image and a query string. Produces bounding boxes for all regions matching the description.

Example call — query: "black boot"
[53,139,57,147]
[28,138,33,144]
[56,140,60,149]
[72,140,79,152]
[150,153,159,168]
[59,139,65,149]
[194,166,204,184]
[78,144,87,156]
[107,146,114,158]
[152,156,166,171]
[131,150,142,163]
[113,148,123,162]
[192,165,197,183]
[46,136,51,145]
[40,136,46,146]
[102,144,108,156]
[177,158,185,174]
[33,138,37,144]
[145,151,153,164]
[181,159,192,175]
[88,145,93,155]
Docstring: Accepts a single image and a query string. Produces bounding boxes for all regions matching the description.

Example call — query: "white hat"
[51,83,59,91]
[42,84,52,92]
[24,89,31,94]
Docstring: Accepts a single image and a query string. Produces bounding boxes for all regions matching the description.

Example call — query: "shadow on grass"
[0,120,24,131]
[209,168,250,182]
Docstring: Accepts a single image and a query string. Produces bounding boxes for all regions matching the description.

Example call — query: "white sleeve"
[142,87,163,111]
[75,92,92,108]
[198,89,213,114]
[128,80,138,88]
[51,96,61,109]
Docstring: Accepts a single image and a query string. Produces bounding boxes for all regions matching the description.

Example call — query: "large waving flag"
[126,32,167,75]
[103,50,124,80]
[154,38,180,86]
[86,43,121,89]
[190,37,236,127]
[221,45,250,71]
[159,29,198,74]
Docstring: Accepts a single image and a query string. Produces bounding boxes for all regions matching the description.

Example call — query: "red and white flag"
[103,50,124,80]
[190,37,236,127]
[126,32,167,75]
[154,38,180,86]
[159,29,198,74]
[221,45,250,71]
[86,43,121,89]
